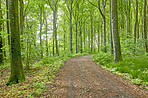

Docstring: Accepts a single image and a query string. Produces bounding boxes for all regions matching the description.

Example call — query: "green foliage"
[32,82,46,96]
[92,52,114,65]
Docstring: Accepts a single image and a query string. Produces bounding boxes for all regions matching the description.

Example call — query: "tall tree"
[6,0,10,46]
[0,0,3,64]
[134,0,138,54]
[66,0,74,53]
[88,0,107,53]
[39,5,43,59]
[6,0,25,85]
[111,0,122,62]
[109,0,113,55]
[143,0,148,53]
[47,0,59,56]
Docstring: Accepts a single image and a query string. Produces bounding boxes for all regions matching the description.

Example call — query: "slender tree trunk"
[64,16,66,51]
[143,0,148,53]
[75,20,78,53]
[90,12,93,53]
[101,0,107,53]
[83,23,86,52]
[69,4,73,53]
[53,2,59,56]
[79,22,82,53]
[140,0,144,38]
[6,0,10,46]
[109,0,113,55]
[19,0,24,35]
[111,0,122,63]
[44,10,48,57]
[19,0,24,51]
[39,5,43,59]
[88,25,90,52]
[26,32,29,68]
[134,0,138,54]
[6,0,25,85]
[0,0,3,64]
[97,28,100,52]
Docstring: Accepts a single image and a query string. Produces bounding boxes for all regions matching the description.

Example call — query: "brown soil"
[41,55,148,98]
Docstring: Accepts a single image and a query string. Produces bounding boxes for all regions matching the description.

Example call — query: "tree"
[109,0,113,55]
[6,0,25,85]
[134,0,138,54]
[65,0,74,53]
[47,0,59,56]
[111,0,122,63]
[6,0,10,46]
[87,0,107,53]
[0,0,3,64]
[143,0,148,53]
[39,4,43,59]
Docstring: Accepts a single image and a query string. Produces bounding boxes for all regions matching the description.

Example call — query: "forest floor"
[40,55,148,98]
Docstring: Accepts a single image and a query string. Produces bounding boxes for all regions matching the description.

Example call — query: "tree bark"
[6,0,25,85]
[143,0,148,53]
[111,0,122,63]
[6,0,10,46]
[90,11,93,53]
[39,5,43,59]
[69,2,73,53]
[101,0,107,53]
[109,0,113,55]
[53,0,59,56]
[0,0,3,64]
[134,0,138,54]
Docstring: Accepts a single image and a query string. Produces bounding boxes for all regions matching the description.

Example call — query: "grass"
[92,52,148,90]
[0,52,89,97]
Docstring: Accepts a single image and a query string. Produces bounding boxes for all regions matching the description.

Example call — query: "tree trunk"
[0,0,3,64]
[109,0,113,55]
[111,0,122,63]
[83,23,86,52]
[143,0,148,53]
[140,0,144,38]
[101,0,107,53]
[6,0,10,46]
[79,22,82,53]
[19,0,24,51]
[90,12,93,53]
[39,5,43,59]
[45,11,48,57]
[69,4,73,53]
[6,0,25,85]
[134,0,138,54]
[75,20,78,53]
[53,2,59,56]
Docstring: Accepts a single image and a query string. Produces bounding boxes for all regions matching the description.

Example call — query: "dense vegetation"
[0,0,147,97]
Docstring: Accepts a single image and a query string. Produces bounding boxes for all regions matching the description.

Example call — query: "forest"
[0,0,148,97]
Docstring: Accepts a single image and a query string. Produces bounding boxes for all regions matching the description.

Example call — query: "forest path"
[41,55,148,98]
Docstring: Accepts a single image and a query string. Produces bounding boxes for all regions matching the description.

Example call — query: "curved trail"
[41,55,148,98]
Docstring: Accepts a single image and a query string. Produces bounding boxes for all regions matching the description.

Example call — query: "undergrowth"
[0,52,88,97]
[92,52,148,90]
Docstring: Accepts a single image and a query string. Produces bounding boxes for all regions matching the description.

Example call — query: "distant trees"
[0,0,147,86]
[6,0,25,85]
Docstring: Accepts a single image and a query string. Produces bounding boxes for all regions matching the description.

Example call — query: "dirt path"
[41,55,148,98]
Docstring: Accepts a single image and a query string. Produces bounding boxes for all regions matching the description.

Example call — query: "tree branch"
[87,0,105,19]
[48,0,53,10]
